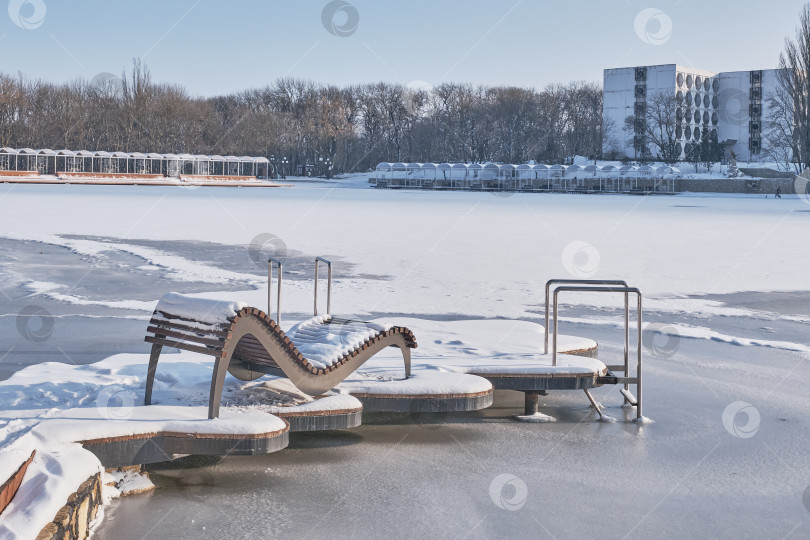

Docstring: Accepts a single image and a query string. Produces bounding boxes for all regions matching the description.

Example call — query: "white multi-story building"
[603,64,779,161]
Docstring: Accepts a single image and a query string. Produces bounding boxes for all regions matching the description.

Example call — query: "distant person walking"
[775,186,782,198]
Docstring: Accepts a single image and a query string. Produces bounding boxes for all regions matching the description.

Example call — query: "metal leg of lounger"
[209,354,231,419]
[402,344,411,378]
[583,389,604,420]
[144,343,162,406]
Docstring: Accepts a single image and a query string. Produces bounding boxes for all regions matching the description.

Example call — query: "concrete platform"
[21,406,291,468]
[335,372,495,413]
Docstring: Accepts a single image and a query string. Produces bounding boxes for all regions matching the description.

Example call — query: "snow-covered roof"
[0,147,18,154]
[56,149,75,156]
[178,153,195,160]
[254,157,270,164]
[16,148,36,154]
[75,150,94,157]
[129,152,146,158]
[39,149,57,155]
[162,154,179,160]
[93,151,111,157]
[376,162,392,170]
[209,155,225,161]
[145,153,162,159]
[224,155,239,162]
[111,151,129,158]
[405,162,421,168]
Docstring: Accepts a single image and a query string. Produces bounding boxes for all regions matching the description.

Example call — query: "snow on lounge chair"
[144,293,417,419]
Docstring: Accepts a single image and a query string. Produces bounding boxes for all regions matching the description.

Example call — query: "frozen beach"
[1,179,809,538]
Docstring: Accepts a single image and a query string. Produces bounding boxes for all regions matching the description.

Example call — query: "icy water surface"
[1,184,808,538]
[93,324,810,539]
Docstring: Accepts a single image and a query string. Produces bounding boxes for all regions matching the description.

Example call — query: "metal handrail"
[267,257,283,325]
[314,257,332,316]
[544,279,629,355]
[552,285,643,418]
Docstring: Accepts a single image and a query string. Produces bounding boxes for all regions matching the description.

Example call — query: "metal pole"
[268,257,283,325]
[553,289,559,366]
[550,285,643,416]
[637,293,643,419]
[544,279,629,354]
[314,257,332,316]
[624,290,630,392]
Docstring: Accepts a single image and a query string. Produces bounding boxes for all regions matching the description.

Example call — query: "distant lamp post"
[325,158,333,179]
[281,157,288,179]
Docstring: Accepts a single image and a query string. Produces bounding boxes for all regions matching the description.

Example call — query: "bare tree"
[641,90,680,165]
[768,3,810,172]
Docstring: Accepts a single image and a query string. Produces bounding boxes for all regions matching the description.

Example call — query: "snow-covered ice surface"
[0,181,809,538]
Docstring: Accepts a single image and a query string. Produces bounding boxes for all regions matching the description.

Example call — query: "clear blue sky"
[3,0,806,96]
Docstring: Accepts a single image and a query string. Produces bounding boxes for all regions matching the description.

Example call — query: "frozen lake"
[1,180,809,538]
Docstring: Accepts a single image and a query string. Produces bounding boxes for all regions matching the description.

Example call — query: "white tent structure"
[369,160,681,193]
[0,147,271,179]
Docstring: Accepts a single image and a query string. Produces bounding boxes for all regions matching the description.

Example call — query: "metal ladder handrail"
[544,279,629,355]
[552,285,643,418]
[314,257,332,316]
[267,257,283,325]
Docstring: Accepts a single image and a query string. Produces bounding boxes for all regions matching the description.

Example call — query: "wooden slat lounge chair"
[144,293,417,419]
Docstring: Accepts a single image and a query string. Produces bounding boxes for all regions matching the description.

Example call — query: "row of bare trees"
[0,61,604,176]
[765,3,810,172]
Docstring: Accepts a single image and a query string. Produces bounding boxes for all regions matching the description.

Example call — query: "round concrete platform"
[353,389,494,413]
[274,408,363,432]
[81,425,290,468]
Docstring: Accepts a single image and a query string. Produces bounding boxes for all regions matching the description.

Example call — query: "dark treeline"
[0,60,605,175]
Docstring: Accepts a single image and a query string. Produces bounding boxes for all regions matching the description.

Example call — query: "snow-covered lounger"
[144,293,417,419]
